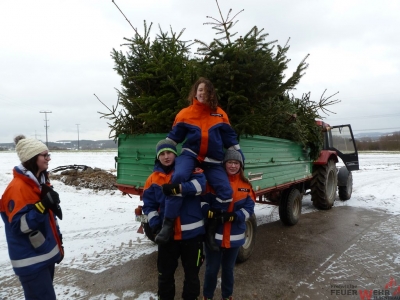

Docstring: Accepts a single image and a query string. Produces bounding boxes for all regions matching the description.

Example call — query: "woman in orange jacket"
[156,77,244,249]
[0,135,63,300]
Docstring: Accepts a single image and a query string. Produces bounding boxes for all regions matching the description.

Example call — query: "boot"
[155,218,174,245]
[205,218,220,252]
[203,297,212,300]
[222,297,233,300]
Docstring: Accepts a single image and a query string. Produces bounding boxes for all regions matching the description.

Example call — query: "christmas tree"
[98,1,339,160]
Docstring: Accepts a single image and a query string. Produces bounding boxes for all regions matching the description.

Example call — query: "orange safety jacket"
[203,173,256,248]
[168,98,241,163]
[0,167,63,276]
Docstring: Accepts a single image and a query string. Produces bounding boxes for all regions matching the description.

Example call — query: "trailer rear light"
[134,205,148,223]
[135,205,143,216]
[135,206,143,222]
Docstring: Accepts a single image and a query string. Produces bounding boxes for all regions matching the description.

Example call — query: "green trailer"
[115,123,359,262]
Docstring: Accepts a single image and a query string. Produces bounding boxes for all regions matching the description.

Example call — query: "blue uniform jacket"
[0,166,63,276]
[142,161,207,240]
[202,172,255,248]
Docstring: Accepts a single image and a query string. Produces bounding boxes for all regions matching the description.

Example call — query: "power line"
[76,124,80,150]
[40,111,52,147]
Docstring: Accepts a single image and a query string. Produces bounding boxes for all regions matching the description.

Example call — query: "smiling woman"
[0,135,64,300]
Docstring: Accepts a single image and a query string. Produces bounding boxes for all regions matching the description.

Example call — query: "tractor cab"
[317,121,359,171]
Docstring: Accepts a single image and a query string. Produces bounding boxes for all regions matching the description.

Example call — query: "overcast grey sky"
[1,0,399,143]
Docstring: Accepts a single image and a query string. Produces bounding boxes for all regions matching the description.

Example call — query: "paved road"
[3,206,399,300]
[78,206,399,299]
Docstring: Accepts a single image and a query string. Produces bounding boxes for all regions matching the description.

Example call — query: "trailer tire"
[339,171,353,201]
[143,223,156,242]
[279,188,302,226]
[311,159,337,210]
[236,213,257,263]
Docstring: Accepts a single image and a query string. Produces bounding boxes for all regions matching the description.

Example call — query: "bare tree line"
[356,132,400,151]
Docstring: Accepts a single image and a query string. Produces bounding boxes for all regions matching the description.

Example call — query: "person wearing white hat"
[0,135,63,300]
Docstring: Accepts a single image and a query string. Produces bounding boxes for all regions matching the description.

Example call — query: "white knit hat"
[14,135,48,163]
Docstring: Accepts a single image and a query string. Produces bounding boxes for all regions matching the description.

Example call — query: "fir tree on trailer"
[98,0,340,160]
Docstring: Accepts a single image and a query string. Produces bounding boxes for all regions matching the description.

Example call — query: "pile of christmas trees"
[99,4,339,160]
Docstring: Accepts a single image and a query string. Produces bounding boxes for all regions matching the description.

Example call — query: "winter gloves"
[207,207,221,219]
[220,211,237,223]
[207,208,237,223]
[151,224,162,236]
[162,183,181,195]
[34,184,63,220]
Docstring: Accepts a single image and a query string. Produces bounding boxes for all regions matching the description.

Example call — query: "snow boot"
[205,218,219,252]
[155,218,174,244]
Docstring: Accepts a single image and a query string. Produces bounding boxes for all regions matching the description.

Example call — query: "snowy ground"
[0,151,399,299]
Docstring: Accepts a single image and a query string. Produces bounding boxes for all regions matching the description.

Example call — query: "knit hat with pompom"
[14,135,48,163]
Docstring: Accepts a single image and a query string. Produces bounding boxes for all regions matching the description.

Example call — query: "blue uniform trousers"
[19,264,56,300]
[203,246,240,299]
[164,152,232,219]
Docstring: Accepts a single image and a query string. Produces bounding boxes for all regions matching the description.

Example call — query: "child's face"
[225,160,241,175]
[196,83,206,103]
[158,151,176,167]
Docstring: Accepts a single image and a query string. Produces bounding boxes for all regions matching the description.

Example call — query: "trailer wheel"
[236,213,257,263]
[339,171,353,201]
[311,159,337,210]
[279,188,302,226]
[143,223,156,242]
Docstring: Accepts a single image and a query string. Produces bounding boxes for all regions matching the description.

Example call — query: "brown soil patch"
[49,166,117,191]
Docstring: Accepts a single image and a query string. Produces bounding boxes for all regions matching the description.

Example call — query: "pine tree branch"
[112,0,140,36]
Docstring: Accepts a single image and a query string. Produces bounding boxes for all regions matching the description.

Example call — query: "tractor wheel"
[143,223,156,242]
[279,188,302,226]
[311,159,337,210]
[339,171,353,201]
[237,214,257,263]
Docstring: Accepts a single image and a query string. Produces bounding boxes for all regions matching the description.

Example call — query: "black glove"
[35,184,63,220]
[151,224,162,236]
[162,183,181,196]
[220,212,237,223]
[207,207,222,219]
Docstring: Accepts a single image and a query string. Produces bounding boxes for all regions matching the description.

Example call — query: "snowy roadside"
[0,151,399,299]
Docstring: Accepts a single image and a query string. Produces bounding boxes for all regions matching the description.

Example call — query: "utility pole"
[76,124,80,150]
[40,111,52,147]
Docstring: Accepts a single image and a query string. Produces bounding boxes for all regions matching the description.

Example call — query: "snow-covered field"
[0,151,399,299]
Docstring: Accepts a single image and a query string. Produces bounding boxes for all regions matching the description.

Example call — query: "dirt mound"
[49,166,117,191]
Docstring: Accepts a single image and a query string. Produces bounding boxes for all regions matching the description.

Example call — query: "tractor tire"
[339,171,353,201]
[279,188,302,226]
[143,223,156,242]
[237,213,257,263]
[311,159,337,210]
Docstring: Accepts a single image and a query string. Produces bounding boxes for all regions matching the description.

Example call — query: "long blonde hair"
[187,77,218,111]
[238,168,251,184]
